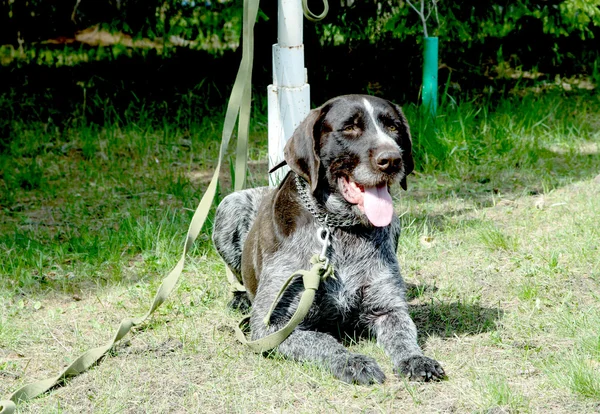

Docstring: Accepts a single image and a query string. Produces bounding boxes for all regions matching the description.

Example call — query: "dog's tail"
[212,187,270,284]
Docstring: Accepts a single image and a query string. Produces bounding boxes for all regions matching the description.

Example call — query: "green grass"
[407,92,599,191]
[1,91,599,412]
[475,374,531,413]
[0,99,269,293]
[479,225,519,252]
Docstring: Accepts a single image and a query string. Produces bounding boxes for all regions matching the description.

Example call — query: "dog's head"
[284,94,414,228]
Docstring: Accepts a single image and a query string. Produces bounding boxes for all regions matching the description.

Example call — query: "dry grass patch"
[2,93,599,412]
[1,175,599,413]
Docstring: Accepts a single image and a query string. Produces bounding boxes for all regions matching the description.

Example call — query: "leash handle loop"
[302,0,329,22]
[263,269,305,326]
[236,255,333,353]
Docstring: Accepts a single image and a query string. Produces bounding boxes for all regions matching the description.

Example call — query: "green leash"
[234,223,334,353]
[0,0,259,410]
[0,1,330,412]
[234,254,334,353]
[302,0,329,22]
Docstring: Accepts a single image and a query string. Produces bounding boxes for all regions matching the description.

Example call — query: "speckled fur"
[212,95,445,384]
[212,187,269,284]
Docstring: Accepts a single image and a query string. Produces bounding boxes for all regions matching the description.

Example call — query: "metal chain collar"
[294,174,362,229]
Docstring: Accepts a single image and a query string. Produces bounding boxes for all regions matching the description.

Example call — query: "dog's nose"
[374,149,402,173]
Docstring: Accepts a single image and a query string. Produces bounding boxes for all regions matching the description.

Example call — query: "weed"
[479,225,519,252]
[545,356,600,399]
[475,374,531,413]
[516,280,539,301]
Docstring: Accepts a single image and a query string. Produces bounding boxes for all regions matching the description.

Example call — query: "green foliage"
[406,92,600,181]
[306,1,600,101]
[0,0,243,56]
[320,0,600,44]
[554,0,600,37]
[2,1,600,52]
[1,0,599,105]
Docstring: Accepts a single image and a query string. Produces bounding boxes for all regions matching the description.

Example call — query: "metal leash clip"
[316,225,331,269]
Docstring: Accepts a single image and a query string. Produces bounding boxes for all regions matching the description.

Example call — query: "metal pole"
[268,0,310,186]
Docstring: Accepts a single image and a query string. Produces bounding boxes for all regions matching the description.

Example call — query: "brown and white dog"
[213,95,445,384]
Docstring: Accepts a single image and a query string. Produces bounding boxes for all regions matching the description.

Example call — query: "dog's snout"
[374,149,402,173]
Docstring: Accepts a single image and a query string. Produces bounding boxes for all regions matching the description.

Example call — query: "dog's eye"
[343,125,356,132]
[387,125,397,132]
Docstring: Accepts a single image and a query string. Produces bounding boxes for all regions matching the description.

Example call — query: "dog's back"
[212,187,271,282]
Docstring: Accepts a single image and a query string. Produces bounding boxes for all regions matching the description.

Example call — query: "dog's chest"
[315,228,396,317]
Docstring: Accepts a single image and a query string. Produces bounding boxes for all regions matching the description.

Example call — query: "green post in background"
[422,36,438,117]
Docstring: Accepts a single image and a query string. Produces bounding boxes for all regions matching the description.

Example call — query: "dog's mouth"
[338,176,393,227]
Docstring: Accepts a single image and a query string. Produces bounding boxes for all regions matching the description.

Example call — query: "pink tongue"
[363,183,394,227]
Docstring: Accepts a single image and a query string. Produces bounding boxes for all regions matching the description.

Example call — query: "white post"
[268,0,310,186]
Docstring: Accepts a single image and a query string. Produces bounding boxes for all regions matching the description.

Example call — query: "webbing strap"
[302,0,329,22]
[0,1,332,411]
[0,0,259,411]
[234,255,333,353]
[226,265,246,293]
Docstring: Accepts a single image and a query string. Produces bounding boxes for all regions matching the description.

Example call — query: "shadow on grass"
[405,283,502,342]
[332,283,501,347]
[401,147,600,236]
[404,283,503,343]
[412,149,599,205]
[410,298,503,343]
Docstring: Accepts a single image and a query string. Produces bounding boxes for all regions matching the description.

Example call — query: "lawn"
[1,92,599,413]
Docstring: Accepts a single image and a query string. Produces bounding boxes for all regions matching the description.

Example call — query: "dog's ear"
[392,103,414,191]
[284,108,323,192]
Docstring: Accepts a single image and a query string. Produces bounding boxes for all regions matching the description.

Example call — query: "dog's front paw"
[330,353,386,385]
[397,355,446,382]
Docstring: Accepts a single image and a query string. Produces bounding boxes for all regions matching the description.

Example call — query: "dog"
[212,94,445,384]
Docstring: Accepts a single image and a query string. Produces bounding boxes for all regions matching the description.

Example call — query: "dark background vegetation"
[1,0,599,136]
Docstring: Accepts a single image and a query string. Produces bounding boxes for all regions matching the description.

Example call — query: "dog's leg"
[213,188,268,275]
[281,330,386,385]
[371,308,445,381]
[249,273,385,385]
[363,278,446,382]
[213,187,270,310]
[271,329,386,385]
